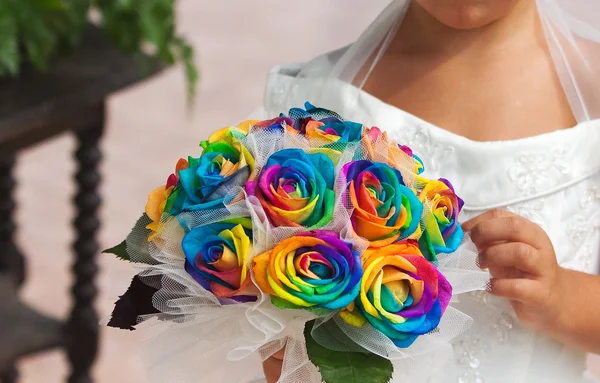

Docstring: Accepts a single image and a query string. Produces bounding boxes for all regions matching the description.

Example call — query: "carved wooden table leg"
[66,114,103,383]
[0,155,25,286]
[0,154,24,383]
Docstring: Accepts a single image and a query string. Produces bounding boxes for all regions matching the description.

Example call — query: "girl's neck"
[362,0,577,141]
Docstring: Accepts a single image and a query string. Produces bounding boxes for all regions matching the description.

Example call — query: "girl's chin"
[412,0,526,30]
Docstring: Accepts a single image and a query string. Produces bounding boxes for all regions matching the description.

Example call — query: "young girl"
[261,0,600,382]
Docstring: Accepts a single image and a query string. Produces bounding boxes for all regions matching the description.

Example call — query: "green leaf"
[16,3,58,71]
[102,213,157,264]
[29,0,65,10]
[173,37,198,104]
[102,240,129,261]
[0,9,19,75]
[124,213,158,264]
[304,320,394,383]
[1,0,198,101]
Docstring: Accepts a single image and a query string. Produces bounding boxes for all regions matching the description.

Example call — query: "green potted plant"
[0,0,197,96]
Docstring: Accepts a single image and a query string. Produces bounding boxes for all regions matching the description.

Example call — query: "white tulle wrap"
[125,125,491,383]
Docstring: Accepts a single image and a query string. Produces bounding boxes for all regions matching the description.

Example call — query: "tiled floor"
[11,0,599,381]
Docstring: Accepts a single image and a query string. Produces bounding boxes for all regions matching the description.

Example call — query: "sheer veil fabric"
[257,1,600,382]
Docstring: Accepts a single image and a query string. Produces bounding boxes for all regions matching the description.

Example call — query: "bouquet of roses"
[104,103,488,383]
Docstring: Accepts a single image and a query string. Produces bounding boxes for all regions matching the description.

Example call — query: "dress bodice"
[262,62,600,383]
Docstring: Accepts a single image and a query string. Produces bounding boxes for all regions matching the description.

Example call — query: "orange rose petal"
[175,158,189,173]
[258,193,301,227]
[350,181,375,216]
[361,135,376,161]
[367,235,402,248]
[208,276,258,299]
[267,237,325,293]
[252,252,276,295]
[357,186,380,216]
[410,279,425,303]
[353,214,400,241]
[381,267,412,283]
[210,281,235,298]
[388,145,416,171]
[277,237,324,257]
[351,187,395,225]
[376,242,422,257]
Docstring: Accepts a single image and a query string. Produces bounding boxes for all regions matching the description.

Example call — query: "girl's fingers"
[489,278,543,304]
[263,356,283,383]
[479,242,541,276]
[262,342,286,383]
[462,208,512,232]
[488,265,516,279]
[272,347,285,360]
[469,216,547,250]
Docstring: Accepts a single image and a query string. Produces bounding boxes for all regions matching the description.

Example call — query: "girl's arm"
[463,209,600,354]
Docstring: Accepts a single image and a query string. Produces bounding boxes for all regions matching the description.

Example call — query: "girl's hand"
[463,209,569,332]
[262,346,285,383]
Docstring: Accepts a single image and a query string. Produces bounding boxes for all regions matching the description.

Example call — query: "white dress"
[261,61,600,383]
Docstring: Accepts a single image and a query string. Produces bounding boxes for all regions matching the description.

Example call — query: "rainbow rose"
[166,124,256,214]
[145,158,190,240]
[253,116,295,131]
[418,178,464,261]
[288,102,363,144]
[342,242,452,348]
[246,148,335,228]
[342,160,424,247]
[182,217,257,303]
[363,127,424,175]
[252,230,362,310]
[398,145,425,175]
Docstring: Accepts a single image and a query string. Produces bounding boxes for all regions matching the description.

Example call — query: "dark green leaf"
[271,295,331,315]
[102,240,129,261]
[102,213,157,264]
[304,320,394,383]
[124,213,159,265]
[107,274,160,330]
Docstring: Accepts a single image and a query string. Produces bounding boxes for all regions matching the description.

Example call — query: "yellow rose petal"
[274,249,303,293]
[145,186,169,222]
[230,224,251,283]
[267,274,313,307]
[210,245,238,271]
[271,195,319,225]
[340,302,368,328]
[372,270,407,325]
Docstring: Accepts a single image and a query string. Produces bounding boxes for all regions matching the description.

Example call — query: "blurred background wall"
[12,0,600,381]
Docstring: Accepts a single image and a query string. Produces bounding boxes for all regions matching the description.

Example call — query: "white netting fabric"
[124,123,491,383]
